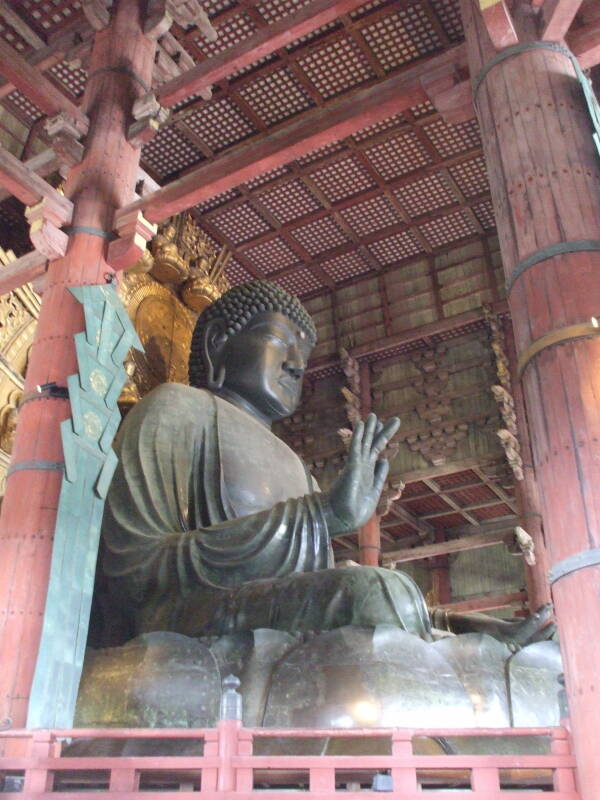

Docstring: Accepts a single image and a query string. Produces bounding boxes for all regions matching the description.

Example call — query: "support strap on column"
[517,320,600,376]
[473,41,600,158]
[549,548,600,584]
[506,240,600,294]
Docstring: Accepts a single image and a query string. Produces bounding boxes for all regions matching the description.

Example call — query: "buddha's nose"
[282,361,304,380]
[283,344,305,379]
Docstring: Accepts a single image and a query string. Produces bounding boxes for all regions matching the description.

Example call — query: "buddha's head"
[189,281,317,425]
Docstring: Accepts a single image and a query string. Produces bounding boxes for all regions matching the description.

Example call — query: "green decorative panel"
[27,284,142,729]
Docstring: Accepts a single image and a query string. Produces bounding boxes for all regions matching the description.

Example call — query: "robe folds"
[101,383,431,639]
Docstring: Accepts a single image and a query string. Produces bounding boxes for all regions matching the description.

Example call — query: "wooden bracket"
[25,194,73,261]
[45,112,86,176]
[153,33,213,101]
[81,0,113,31]
[127,93,170,148]
[479,0,519,50]
[107,209,157,271]
[420,65,475,124]
[145,0,173,40]
[168,0,217,40]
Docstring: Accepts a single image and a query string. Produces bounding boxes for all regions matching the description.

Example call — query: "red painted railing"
[0,722,579,798]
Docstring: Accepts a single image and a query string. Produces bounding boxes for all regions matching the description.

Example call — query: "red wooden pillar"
[357,360,381,565]
[0,0,155,732]
[503,317,551,611]
[359,514,382,566]
[429,532,451,605]
[460,1,600,795]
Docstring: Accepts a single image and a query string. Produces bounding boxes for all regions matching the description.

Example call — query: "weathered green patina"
[27,284,142,729]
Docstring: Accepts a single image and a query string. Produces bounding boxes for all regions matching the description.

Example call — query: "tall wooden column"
[0,0,155,731]
[461,1,600,795]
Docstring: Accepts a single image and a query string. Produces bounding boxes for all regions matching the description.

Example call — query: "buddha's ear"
[202,317,228,390]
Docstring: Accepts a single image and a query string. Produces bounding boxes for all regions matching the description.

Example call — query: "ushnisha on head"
[189,281,317,426]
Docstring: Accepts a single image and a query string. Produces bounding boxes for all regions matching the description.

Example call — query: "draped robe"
[101,383,431,639]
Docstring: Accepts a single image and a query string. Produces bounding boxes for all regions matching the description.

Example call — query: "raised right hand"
[324,413,400,536]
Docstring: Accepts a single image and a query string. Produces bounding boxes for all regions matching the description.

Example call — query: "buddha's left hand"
[323,412,400,536]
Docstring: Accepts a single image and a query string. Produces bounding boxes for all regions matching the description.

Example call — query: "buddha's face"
[216,311,312,422]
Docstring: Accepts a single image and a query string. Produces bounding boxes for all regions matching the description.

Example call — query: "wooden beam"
[0,37,88,130]
[540,0,584,41]
[479,0,519,49]
[0,22,92,100]
[117,44,466,224]
[0,149,58,203]
[568,19,600,68]
[387,503,435,540]
[315,299,509,369]
[0,250,46,296]
[0,145,69,210]
[437,590,527,613]
[0,1,45,50]
[380,528,514,565]
[159,0,373,107]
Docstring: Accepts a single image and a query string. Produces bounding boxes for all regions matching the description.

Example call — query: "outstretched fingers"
[361,413,378,457]
[349,419,364,460]
[370,416,400,459]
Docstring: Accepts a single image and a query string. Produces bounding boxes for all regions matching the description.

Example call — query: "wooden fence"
[0,722,579,798]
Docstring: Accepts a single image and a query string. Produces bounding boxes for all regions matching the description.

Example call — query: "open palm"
[325,413,400,536]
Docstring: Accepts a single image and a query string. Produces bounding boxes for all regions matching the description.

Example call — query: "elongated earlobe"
[202,318,227,391]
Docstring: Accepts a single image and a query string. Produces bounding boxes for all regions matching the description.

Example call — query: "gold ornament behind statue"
[118,213,231,410]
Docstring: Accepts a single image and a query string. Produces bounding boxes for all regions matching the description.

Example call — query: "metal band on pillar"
[506,240,600,294]
[517,320,600,376]
[7,460,64,477]
[549,549,600,585]
[474,41,600,158]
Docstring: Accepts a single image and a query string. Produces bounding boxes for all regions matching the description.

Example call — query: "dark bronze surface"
[85,281,560,739]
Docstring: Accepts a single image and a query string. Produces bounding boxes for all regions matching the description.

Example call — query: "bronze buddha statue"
[78,280,558,735]
[98,281,441,643]
[97,280,550,648]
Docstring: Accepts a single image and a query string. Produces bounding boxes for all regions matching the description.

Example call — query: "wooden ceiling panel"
[276,266,325,295]
[243,236,301,274]
[209,200,273,244]
[418,208,477,248]
[429,0,464,42]
[308,153,377,203]
[395,173,456,217]
[47,59,86,100]
[364,130,433,180]
[422,117,481,160]
[4,89,43,126]
[297,34,375,99]
[141,125,205,179]
[237,66,315,125]
[360,4,443,71]
[185,97,257,153]
[367,229,423,264]
[257,179,322,224]
[321,251,372,283]
[448,154,490,198]
[289,215,350,255]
